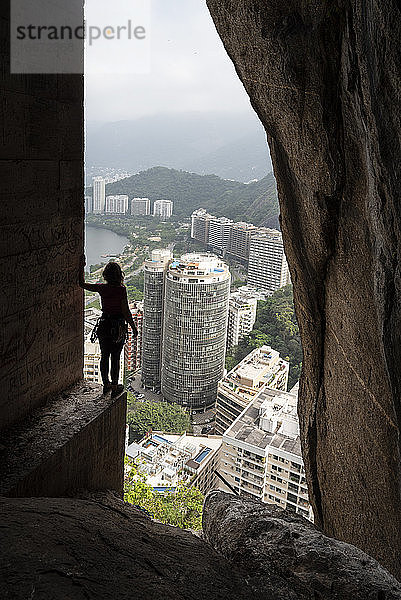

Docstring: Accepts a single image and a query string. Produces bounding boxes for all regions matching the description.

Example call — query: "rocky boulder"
[0,494,260,600]
[203,491,401,599]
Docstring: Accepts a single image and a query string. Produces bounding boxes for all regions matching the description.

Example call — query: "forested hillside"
[88,166,279,227]
[225,285,302,390]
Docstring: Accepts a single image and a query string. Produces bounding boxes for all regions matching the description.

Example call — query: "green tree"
[124,459,204,530]
[127,397,192,437]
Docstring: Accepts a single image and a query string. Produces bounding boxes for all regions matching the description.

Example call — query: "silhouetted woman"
[79,256,137,396]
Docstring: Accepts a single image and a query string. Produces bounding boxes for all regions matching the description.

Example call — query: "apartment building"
[247,229,291,295]
[131,197,151,216]
[141,249,172,390]
[215,345,289,435]
[191,208,212,244]
[83,341,102,384]
[227,221,258,263]
[227,288,260,349]
[218,387,313,520]
[208,216,233,253]
[153,199,173,219]
[161,253,231,411]
[105,195,129,215]
[124,302,143,373]
[92,177,106,214]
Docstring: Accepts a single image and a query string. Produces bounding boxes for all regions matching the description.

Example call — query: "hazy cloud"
[85,0,253,122]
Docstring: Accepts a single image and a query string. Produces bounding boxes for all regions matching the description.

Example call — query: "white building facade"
[227,288,260,349]
[153,199,173,219]
[208,216,233,254]
[161,253,231,412]
[191,208,212,244]
[218,387,313,520]
[124,302,143,373]
[105,195,129,215]
[227,221,257,262]
[131,197,151,216]
[215,345,289,435]
[247,229,291,295]
[92,177,106,214]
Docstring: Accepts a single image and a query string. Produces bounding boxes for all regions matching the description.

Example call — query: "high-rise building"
[218,386,313,520]
[141,249,172,390]
[215,345,289,435]
[191,208,212,244]
[247,229,291,295]
[208,216,233,254]
[92,177,106,214]
[227,288,259,349]
[124,302,143,373]
[105,195,129,214]
[153,199,173,219]
[131,197,151,216]
[228,221,258,262]
[161,253,231,412]
[85,195,93,214]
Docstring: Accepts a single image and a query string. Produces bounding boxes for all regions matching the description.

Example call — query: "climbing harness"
[90,314,128,344]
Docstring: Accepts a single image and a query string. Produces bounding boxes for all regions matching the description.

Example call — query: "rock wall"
[203,492,401,600]
[0,2,84,431]
[206,0,401,579]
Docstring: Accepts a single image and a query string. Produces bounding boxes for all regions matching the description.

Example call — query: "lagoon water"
[85,225,129,269]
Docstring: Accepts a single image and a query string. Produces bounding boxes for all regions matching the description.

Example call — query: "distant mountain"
[184,130,272,183]
[85,112,272,184]
[95,166,279,227]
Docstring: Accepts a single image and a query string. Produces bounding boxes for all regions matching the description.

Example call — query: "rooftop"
[221,346,288,393]
[127,432,222,489]
[168,253,230,279]
[224,387,302,459]
[230,286,267,303]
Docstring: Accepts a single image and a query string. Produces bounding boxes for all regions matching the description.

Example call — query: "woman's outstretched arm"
[78,254,101,292]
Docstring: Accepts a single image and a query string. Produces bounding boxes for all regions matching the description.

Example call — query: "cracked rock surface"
[206,0,401,579]
[0,494,260,600]
[203,492,401,599]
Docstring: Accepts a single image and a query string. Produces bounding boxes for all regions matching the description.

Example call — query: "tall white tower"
[247,229,290,295]
[92,177,106,214]
[141,249,173,390]
[161,253,231,412]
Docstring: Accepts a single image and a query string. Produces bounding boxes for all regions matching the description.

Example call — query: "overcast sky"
[85,0,254,122]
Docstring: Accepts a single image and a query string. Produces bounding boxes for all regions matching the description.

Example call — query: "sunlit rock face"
[206,0,401,579]
[203,492,401,598]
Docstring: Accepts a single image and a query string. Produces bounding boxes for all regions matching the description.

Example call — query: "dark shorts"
[97,314,127,345]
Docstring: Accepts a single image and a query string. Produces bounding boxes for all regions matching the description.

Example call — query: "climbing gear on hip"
[91,314,127,344]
